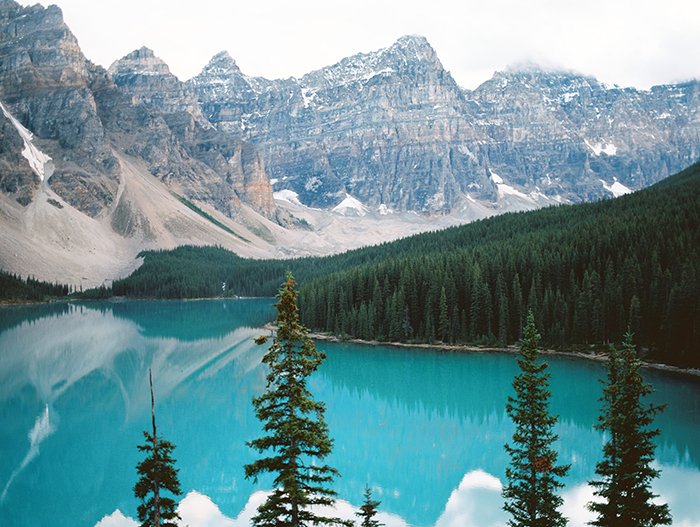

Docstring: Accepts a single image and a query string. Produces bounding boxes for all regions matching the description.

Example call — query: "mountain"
[106,46,277,220]
[0,1,304,288]
[189,36,491,214]
[189,36,700,215]
[1,0,699,289]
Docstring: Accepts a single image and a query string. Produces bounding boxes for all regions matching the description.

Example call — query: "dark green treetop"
[503,311,570,527]
[356,485,383,527]
[245,272,351,527]
[134,369,181,527]
[588,332,672,527]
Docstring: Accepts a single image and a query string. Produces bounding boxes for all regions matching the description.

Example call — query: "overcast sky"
[50,0,700,90]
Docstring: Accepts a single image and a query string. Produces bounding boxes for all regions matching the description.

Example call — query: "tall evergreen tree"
[438,286,450,342]
[246,272,350,527]
[588,332,671,527]
[503,311,569,527]
[134,369,181,527]
[356,485,383,527]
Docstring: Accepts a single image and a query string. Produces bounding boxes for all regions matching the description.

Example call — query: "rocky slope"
[106,47,277,220]
[190,36,700,215]
[0,0,279,221]
[0,0,284,287]
[1,0,700,288]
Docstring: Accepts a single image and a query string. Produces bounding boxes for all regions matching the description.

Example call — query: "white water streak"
[1,405,54,503]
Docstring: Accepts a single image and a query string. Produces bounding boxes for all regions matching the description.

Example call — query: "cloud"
[434,470,506,527]
[94,464,700,527]
[54,0,700,91]
[94,510,139,527]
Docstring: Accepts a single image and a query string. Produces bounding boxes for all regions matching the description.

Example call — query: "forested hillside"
[298,163,700,367]
[111,162,699,367]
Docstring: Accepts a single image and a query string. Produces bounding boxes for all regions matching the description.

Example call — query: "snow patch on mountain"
[274,189,302,205]
[585,140,618,156]
[491,172,531,201]
[333,194,368,216]
[0,99,53,181]
[600,178,632,197]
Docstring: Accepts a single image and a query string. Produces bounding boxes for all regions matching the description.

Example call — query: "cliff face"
[470,68,700,202]
[0,0,119,216]
[107,47,276,219]
[190,36,493,213]
[0,1,276,221]
[190,37,700,215]
[0,0,284,287]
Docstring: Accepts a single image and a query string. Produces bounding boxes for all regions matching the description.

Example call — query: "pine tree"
[246,272,351,527]
[134,369,181,527]
[588,332,672,527]
[356,485,383,527]
[438,286,450,342]
[503,311,569,527]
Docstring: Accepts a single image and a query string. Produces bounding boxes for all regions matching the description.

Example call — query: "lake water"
[1,299,699,527]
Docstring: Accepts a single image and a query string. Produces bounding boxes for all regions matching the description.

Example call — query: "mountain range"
[1,0,699,287]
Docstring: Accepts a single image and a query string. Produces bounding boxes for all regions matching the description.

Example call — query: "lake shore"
[262,324,700,380]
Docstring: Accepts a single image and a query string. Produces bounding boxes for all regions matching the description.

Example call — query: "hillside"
[1,1,699,289]
[111,162,700,366]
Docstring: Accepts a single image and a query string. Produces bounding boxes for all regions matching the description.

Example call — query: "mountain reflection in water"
[0,300,698,527]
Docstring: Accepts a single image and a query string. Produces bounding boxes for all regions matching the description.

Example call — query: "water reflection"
[1,300,699,527]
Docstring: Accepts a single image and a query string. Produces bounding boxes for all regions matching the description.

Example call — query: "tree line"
[297,163,700,367]
[0,270,71,301]
[109,162,700,367]
[9,162,699,367]
[136,275,671,527]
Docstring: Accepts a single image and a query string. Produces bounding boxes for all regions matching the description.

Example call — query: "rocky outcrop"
[190,37,492,213]
[107,47,276,219]
[0,0,119,216]
[470,68,700,201]
[190,36,700,215]
[0,1,276,222]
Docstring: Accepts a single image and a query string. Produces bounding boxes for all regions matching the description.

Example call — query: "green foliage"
[134,371,181,527]
[134,432,181,527]
[245,273,350,527]
[297,162,700,367]
[503,312,569,527]
[113,162,700,366]
[356,485,383,527]
[0,269,70,302]
[171,192,249,241]
[73,285,113,300]
[587,333,672,527]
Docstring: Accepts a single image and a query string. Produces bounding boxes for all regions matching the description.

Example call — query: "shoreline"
[278,325,700,380]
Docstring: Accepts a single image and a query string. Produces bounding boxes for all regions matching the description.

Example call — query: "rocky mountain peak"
[0,1,89,95]
[188,35,700,215]
[199,51,241,77]
[386,34,439,64]
[108,46,172,78]
[0,0,121,216]
[107,49,278,221]
[109,47,210,128]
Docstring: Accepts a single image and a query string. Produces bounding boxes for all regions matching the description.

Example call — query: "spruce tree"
[356,485,383,527]
[503,311,569,527]
[246,272,350,527]
[134,369,181,527]
[588,332,671,526]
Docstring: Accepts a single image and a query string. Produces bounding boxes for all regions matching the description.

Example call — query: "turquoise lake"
[1,299,699,527]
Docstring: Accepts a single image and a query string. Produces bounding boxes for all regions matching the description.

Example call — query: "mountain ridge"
[190,34,700,215]
[1,0,699,288]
